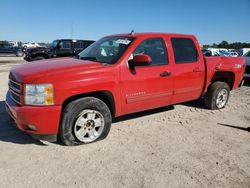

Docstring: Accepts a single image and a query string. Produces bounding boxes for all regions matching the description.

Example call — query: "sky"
[0,0,250,45]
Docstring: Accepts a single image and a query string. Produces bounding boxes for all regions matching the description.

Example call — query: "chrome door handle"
[160,71,171,77]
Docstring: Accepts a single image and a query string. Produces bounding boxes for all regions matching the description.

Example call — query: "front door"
[120,37,174,115]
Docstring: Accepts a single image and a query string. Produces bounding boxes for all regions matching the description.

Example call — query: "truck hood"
[10,57,104,83]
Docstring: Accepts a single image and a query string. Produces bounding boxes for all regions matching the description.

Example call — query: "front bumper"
[5,91,62,139]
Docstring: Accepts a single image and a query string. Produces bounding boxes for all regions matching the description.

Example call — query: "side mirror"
[57,45,61,50]
[130,54,152,66]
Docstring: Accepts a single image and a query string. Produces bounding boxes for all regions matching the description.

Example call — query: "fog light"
[27,124,37,131]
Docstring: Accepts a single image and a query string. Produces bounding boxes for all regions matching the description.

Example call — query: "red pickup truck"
[6,32,245,146]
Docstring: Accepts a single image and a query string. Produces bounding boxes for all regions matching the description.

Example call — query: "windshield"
[78,36,134,65]
[51,40,59,48]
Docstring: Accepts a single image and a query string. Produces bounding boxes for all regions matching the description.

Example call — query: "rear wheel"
[60,97,112,146]
[204,81,230,110]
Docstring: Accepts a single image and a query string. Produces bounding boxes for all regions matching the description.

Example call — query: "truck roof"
[109,32,195,38]
[54,39,95,42]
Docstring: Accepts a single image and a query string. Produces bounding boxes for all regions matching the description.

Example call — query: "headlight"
[25,84,54,105]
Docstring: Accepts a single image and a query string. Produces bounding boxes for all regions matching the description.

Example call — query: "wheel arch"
[210,71,235,90]
[61,90,116,117]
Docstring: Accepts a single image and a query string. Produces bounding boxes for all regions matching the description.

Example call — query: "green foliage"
[206,41,250,49]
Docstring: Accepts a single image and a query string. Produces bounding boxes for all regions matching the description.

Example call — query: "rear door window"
[171,38,198,64]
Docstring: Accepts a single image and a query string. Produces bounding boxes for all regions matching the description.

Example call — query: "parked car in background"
[220,51,238,57]
[6,32,245,145]
[24,39,95,61]
[22,42,40,49]
[238,48,250,56]
[230,52,238,57]
[8,41,18,47]
[0,41,24,57]
[202,49,222,56]
[243,50,250,79]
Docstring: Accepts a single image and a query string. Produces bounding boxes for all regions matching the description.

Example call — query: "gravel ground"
[0,56,24,63]
[0,59,249,188]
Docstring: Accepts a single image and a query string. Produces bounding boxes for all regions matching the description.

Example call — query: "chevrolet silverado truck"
[6,32,245,146]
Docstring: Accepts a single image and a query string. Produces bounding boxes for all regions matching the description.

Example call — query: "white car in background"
[22,42,40,49]
[202,49,223,56]
[238,48,250,56]
[8,41,18,47]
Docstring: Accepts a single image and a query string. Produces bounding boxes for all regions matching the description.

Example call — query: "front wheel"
[60,97,112,146]
[204,81,230,110]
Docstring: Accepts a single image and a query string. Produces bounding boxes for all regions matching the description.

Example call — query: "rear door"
[120,37,174,114]
[170,37,205,103]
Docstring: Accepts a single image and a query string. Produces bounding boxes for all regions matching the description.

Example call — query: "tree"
[218,40,229,48]
[211,43,218,48]
[204,41,250,50]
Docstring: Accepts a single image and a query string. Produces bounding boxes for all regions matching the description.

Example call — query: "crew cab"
[24,39,94,61]
[6,32,245,146]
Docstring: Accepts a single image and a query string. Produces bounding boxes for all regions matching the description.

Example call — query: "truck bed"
[204,56,245,93]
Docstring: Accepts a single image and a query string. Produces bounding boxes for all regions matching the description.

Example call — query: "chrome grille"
[9,79,21,105]
[9,79,21,93]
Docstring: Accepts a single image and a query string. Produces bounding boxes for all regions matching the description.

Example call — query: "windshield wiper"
[80,56,98,62]
[79,56,109,65]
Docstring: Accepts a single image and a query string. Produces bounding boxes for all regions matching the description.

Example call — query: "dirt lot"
[0,56,24,63]
[0,58,250,188]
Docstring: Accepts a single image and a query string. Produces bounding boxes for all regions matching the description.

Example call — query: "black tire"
[204,81,230,110]
[33,56,45,61]
[59,97,112,146]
